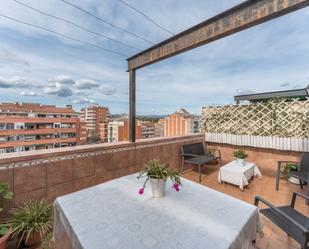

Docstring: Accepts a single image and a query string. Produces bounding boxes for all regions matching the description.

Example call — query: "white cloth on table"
[54,174,262,249]
[218,160,262,190]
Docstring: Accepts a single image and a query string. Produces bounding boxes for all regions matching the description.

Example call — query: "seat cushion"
[185,155,216,165]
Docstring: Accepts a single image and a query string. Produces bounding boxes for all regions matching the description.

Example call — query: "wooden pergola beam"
[127,0,309,71]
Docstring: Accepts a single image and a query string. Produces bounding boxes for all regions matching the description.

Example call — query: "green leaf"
[0,224,9,236]
[7,199,52,246]
[138,159,182,188]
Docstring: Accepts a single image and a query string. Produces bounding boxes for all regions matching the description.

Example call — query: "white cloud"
[20,91,38,96]
[75,79,100,89]
[72,97,95,105]
[100,85,116,95]
[44,82,73,97]
[0,76,29,88]
[0,48,30,66]
[48,75,75,85]
[43,75,117,99]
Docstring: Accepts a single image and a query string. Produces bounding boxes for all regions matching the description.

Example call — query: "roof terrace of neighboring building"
[0,102,77,114]
[234,85,309,104]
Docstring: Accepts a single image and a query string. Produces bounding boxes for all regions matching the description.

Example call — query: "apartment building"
[162,108,200,137]
[139,121,156,139]
[0,102,86,153]
[154,119,165,137]
[108,119,142,142]
[80,105,109,142]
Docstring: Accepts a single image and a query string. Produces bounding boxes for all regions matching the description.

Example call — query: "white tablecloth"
[218,161,262,190]
[54,174,262,249]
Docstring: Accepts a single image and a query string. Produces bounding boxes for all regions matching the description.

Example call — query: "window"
[6,147,14,153]
[6,124,14,130]
[15,123,25,130]
[15,135,24,141]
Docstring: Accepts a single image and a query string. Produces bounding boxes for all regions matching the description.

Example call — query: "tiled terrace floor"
[183,164,309,249]
[8,164,308,249]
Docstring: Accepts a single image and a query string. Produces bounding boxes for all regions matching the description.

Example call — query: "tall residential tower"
[80,105,109,142]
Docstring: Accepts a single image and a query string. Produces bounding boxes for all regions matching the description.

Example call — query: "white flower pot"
[236,158,245,166]
[150,178,166,198]
[288,176,300,185]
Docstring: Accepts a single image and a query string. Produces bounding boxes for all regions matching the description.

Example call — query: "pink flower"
[173,183,180,192]
[138,188,144,195]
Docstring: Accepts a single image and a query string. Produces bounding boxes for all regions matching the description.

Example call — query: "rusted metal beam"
[127,0,309,71]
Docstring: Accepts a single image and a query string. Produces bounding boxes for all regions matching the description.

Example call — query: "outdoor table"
[218,160,262,190]
[54,174,262,249]
[184,155,217,182]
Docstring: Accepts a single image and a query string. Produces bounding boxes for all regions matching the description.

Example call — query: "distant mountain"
[109,114,166,118]
[109,114,167,122]
[137,114,167,119]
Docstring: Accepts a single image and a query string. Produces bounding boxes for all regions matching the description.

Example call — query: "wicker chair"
[181,142,221,182]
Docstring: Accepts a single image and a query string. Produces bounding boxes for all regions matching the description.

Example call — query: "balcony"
[0,117,78,124]
[0,133,306,249]
[0,137,77,151]
[0,128,76,136]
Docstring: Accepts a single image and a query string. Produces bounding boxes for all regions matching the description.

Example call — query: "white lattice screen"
[201,98,309,137]
[201,98,309,151]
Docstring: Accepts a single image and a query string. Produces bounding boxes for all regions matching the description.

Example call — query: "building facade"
[80,105,109,142]
[154,119,165,137]
[139,121,156,139]
[0,102,86,153]
[108,120,142,142]
[162,109,200,137]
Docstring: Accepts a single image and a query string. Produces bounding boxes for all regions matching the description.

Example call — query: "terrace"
[0,132,308,249]
[1,0,309,249]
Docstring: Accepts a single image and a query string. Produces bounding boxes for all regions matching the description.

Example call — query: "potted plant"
[8,199,52,248]
[137,159,182,198]
[233,149,248,166]
[281,163,300,184]
[0,182,13,249]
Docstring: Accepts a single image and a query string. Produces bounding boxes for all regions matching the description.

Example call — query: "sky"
[0,0,308,115]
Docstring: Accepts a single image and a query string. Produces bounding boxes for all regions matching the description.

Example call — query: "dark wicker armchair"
[181,142,221,182]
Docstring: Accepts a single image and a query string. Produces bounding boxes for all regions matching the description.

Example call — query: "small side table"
[218,160,262,190]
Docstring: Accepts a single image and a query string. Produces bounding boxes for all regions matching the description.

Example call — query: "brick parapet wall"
[0,134,204,212]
